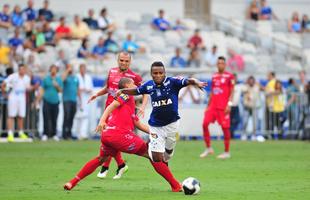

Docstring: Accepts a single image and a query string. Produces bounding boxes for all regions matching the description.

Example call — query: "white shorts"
[149,120,179,153]
[8,94,26,118]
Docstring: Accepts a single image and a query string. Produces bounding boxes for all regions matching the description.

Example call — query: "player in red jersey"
[64,77,182,192]
[200,56,235,159]
[88,51,148,179]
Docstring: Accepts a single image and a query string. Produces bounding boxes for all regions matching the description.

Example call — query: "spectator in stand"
[62,64,80,140]
[298,70,308,92]
[227,48,244,72]
[11,5,24,27]
[24,33,45,53]
[242,76,263,141]
[205,45,218,67]
[230,74,246,139]
[38,0,54,22]
[1,64,32,142]
[8,28,23,49]
[151,9,171,31]
[246,0,260,21]
[170,47,187,68]
[286,78,299,134]
[70,15,90,40]
[36,65,63,141]
[23,0,36,21]
[260,0,278,20]
[0,4,11,29]
[74,64,93,140]
[83,9,98,30]
[187,48,201,68]
[34,25,46,49]
[0,39,10,67]
[104,31,119,53]
[173,19,187,32]
[179,75,205,105]
[43,22,55,46]
[55,17,71,42]
[98,8,116,32]
[302,14,310,32]
[270,80,286,139]
[265,71,276,137]
[288,12,302,33]
[77,38,92,59]
[122,33,145,54]
[187,29,205,50]
[55,49,68,71]
[92,37,108,60]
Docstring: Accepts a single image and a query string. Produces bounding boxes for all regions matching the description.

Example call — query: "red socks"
[150,160,180,190]
[223,128,231,152]
[102,152,125,168]
[203,122,211,148]
[70,157,101,187]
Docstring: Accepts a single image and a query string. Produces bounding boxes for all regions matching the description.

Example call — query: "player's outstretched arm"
[95,100,120,132]
[134,120,150,134]
[187,78,208,90]
[88,85,108,104]
[116,88,139,97]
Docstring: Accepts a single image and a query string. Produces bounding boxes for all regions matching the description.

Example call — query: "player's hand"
[87,94,97,104]
[197,81,208,91]
[115,90,122,97]
[137,106,145,118]
[225,105,231,114]
[95,122,106,133]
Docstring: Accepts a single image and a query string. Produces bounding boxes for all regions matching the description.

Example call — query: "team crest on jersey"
[221,78,226,83]
[151,133,158,139]
[120,94,129,101]
[156,89,161,96]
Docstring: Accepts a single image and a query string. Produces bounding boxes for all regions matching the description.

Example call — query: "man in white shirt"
[205,45,218,67]
[74,64,93,140]
[1,64,32,142]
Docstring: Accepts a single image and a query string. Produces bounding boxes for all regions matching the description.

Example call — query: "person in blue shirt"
[8,28,23,48]
[104,31,119,53]
[151,9,171,31]
[170,47,187,68]
[23,0,37,21]
[122,33,140,53]
[117,61,207,162]
[0,4,11,29]
[83,9,98,30]
[61,64,80,140]
[38,0,54,22]
[11,5,24,27]
[77,38,91,59]
[260,0,278,20]
[92,37,108,60]
[36,65,63,141]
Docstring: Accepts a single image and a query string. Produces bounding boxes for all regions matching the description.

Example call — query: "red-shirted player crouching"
[64,77,182,192]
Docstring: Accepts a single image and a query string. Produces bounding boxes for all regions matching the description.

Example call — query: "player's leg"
[7,96,16,142]
[131,136,182,192]
[112,152,128,179]
[200,108,215,158]
[64,143,115,190]
[217,110,231,159]
[148,126,166,162]
[17,97,28,139]
[97,156,112,178]
[162,120,179,162]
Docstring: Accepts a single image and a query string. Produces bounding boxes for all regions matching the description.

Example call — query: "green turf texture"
[0,140,309,200]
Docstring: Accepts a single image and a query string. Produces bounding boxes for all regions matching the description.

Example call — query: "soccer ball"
[182,177,201,195]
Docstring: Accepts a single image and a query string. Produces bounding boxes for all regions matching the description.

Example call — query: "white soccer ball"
[182,177,201,195]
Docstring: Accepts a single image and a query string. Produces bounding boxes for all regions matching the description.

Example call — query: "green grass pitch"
[0,140,309,200]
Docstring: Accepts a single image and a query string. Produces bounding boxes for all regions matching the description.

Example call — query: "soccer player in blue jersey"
[117,61,207,162]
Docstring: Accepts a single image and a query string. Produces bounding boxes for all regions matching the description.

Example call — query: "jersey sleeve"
[133,73,143,86]
[171,76,188,90]
[136,82,149,95]
[115,93,130,105]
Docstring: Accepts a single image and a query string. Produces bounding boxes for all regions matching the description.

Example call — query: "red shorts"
[203,107,230,128]
[99,129,147,157]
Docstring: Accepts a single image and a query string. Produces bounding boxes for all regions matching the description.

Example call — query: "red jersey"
[105,67,142,107]
[106,93,138,132]
[55,25,71,34]
[188,35,203,47]
[209,71,235,110]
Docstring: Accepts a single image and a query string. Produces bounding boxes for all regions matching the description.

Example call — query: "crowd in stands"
[246,0,310,33]
[0,0,309,141]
